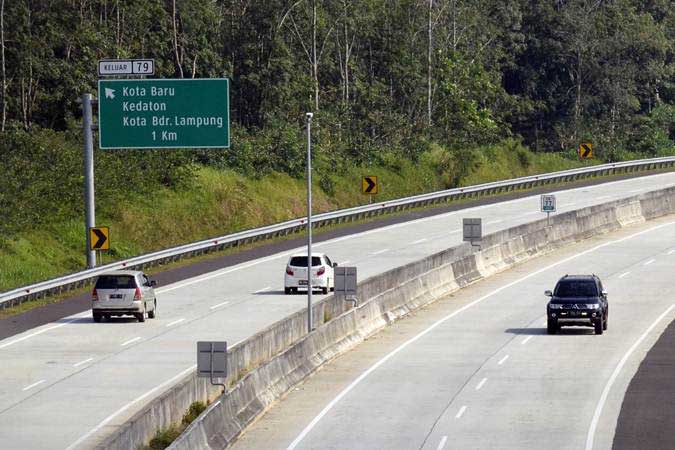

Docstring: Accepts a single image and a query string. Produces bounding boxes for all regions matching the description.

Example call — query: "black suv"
[545,274,608,335]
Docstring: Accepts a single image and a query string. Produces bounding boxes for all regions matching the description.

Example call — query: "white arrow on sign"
[105,88,116,99]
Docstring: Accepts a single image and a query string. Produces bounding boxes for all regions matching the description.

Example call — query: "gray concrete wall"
[98,187,675,450]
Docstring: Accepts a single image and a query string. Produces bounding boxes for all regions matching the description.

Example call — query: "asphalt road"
[2,172,675,449]
[231,215,675,450]
[612,313,675,450]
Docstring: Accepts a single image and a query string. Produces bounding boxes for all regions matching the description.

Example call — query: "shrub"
[182,401,208,425]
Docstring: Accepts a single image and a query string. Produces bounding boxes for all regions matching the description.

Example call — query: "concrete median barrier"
[96,187,675,450]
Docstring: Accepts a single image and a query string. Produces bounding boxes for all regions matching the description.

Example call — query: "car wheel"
[93,312,102,323]
[547,320,557,334]
[136,305,146,323]
[322,286,328,294]
[284,287,291,295]
[603,313,608,330]
[148,301,156,319]
[595,317,603,335]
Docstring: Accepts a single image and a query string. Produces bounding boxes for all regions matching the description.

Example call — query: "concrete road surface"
[232,215,675,450]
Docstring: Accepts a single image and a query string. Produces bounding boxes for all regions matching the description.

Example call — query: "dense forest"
[0,0,674,236]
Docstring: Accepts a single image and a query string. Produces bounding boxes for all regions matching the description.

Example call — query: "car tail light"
[134,287,142,300]
[317,266,325,276]
[286,267,294,276]
[92,288,98,301]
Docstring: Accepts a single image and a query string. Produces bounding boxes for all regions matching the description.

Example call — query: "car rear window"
[554,280,598,297]
[289,256,322,267]
[95,275,137,289]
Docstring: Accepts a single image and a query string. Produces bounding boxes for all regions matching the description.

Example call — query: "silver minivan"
[92,270,157,322]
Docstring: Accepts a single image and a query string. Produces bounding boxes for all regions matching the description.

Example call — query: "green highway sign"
[98,78,229,149]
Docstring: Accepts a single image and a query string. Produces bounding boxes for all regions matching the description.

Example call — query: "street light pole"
[82,93,96,269]
[305,112,313,334]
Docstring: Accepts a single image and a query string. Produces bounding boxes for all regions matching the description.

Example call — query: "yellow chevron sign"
[89,227,110,251]
[578,142,593,159]
[362,176,378,194]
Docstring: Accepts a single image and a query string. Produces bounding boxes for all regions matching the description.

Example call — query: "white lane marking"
[475,377,488,391]
[371,249,389,256]
[643,259,655,266]
[455,405,467,419]
[486,219,503,225]
[436,436,448,450]
[65,364,197,450]
[619,272,631,279]
[254,286,271,294]
[166,318,185,327]
[597,195,611,200]
[412,238,428,244]
[498,355,510,365]
[286,220,675,450]
[340,260,351,265]
[209,301,230,310]
[157,252,298,294]
[585,304,675,450]
[73,358,93,368]
[521,336,533,345]
[668,249,675,255]
[22,379,46,391]
[0,314,89,350]
[121,337,141,346]
[523,211,539,216]
[629,188,644,193]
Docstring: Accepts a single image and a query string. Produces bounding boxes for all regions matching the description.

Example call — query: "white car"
[92,270,157,322]
[284,253,337,294]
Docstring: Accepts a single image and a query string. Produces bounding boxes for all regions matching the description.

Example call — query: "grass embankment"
[0,143,583,292]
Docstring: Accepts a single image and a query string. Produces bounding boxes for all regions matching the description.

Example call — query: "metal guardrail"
[2,156,675,309]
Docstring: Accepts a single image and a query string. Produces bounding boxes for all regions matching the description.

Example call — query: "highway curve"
[231,215,675,450]
[1,173,675,449]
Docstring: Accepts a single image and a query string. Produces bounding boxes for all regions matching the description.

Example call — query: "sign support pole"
[210,342,226,391]
[82,93,96,269]
[306,112,314,334]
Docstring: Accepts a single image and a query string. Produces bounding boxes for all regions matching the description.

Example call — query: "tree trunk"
[21,5,34,129]
[343,1,349,106]
[172,0,184,78]
[574,49,581,142]
[452,0,457,50]
[0,0,6,131]
[312,0,318,111]
[116,0,121,53]
[191,54,198,78]
[337,0,353,108]
[427,0,433,127]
